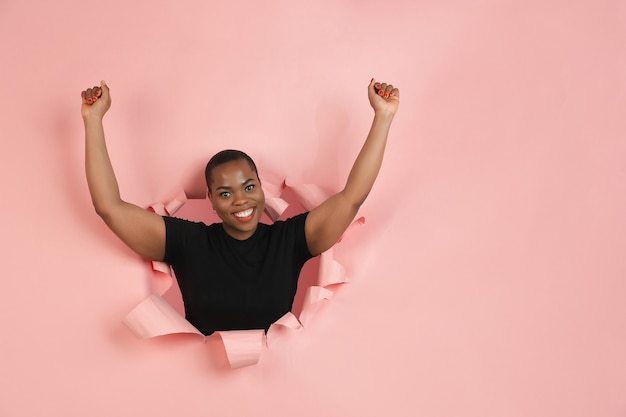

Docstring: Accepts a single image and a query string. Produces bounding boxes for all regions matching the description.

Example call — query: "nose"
[233,190,248,205]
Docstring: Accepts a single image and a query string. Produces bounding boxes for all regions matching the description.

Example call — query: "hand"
[368,78,399,116]
[81,81,111,120]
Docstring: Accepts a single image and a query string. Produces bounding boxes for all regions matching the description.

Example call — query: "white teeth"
[234,208,253,218]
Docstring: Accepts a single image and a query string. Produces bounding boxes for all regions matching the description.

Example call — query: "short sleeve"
[290,212,313,262]
[162,216,203,265]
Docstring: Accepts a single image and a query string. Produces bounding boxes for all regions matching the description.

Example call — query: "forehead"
[210,159,257,185]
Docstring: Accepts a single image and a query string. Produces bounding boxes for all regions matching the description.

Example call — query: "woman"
[81,78,399,335]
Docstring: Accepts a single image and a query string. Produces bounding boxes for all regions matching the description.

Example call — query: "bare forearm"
[84,116,122,216]
[343,110,394,206]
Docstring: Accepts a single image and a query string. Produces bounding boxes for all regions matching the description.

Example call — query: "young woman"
[81,78,399,335]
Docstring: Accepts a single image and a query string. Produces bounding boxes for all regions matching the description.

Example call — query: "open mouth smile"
[233,207,255,221]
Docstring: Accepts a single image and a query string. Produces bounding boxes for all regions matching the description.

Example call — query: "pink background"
[1,0,625,415]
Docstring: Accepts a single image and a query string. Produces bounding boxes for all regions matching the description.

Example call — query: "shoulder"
[162,216,217,263]
[163,216,209,231]
[269,212,309,231]
[266,212,311,257]
[163,216,218,243]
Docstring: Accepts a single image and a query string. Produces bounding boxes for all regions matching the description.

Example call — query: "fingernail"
[371,77,375,83]
[378,90,385,96]
[384,93,389,98]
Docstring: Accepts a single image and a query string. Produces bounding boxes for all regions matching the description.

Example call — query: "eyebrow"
[215,178,256,192]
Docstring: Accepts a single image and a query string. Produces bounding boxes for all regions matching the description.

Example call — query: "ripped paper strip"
[217,330,265,369]
[123,293,203,338]
[123,179,363,368]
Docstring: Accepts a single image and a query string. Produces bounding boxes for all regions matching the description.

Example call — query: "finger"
[378,83,388,97]
[90,86,101,102]
[86,89,100,103]
[377,83,386,96]
[389,87,400,98]
[100,80,109,98]
[384,84,394,98]
[369,78,378,95]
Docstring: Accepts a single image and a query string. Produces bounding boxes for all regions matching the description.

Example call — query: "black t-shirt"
[162,212,312,335]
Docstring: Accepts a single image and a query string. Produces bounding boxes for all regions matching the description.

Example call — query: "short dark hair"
[205,149,259,193]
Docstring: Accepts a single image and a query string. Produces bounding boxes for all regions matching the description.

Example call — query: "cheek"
[210,198,227,214]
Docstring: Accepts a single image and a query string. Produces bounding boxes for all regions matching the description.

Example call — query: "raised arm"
[82,81,166,261]
[305,78,400,256]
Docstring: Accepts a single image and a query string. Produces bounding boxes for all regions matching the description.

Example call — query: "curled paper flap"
[318,248,348,287]
[264,196,289,222]
[164,189,187,216]
[302,285,334,307]
[149,189,187,216]
[149,203,167,216]
[217,330,265,368]
[262,180,288,221]
[152,261,170,275]
[266,311,302,346]
[285,182,330,211]
[299,286,334,327]
[272,311,302,329]
[123,294,204,339]
[261,178,285,199]
[150,261,173,296]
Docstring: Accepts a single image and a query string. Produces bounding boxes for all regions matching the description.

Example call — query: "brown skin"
[82,78,399,259]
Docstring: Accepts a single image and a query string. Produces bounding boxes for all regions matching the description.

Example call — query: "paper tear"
[124,178,364,368]
[164,189,187,216]
[150,261,173,295]
[318,248,348,287]
[302,285,334,307]
[284,181,330,211]
[264,196,289,222]
[262,180,289,221]
[123,294,204,339]
[266,312,302,346]
[217,330,265,368]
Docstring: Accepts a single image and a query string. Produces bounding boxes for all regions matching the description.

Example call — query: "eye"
[219,191,231,198]
[245,184,255,192]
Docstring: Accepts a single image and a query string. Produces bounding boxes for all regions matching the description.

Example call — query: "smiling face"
[207,159,265,240]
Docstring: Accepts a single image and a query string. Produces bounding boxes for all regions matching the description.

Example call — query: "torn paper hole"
[123,178,364,368]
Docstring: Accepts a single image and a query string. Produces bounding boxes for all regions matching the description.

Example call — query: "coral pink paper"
[217,330,265,369]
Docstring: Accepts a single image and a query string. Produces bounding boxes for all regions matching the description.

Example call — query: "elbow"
[354,194,369,208]
[94,203,112,221]
[92,198,118,222]
[343,189,369,210]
